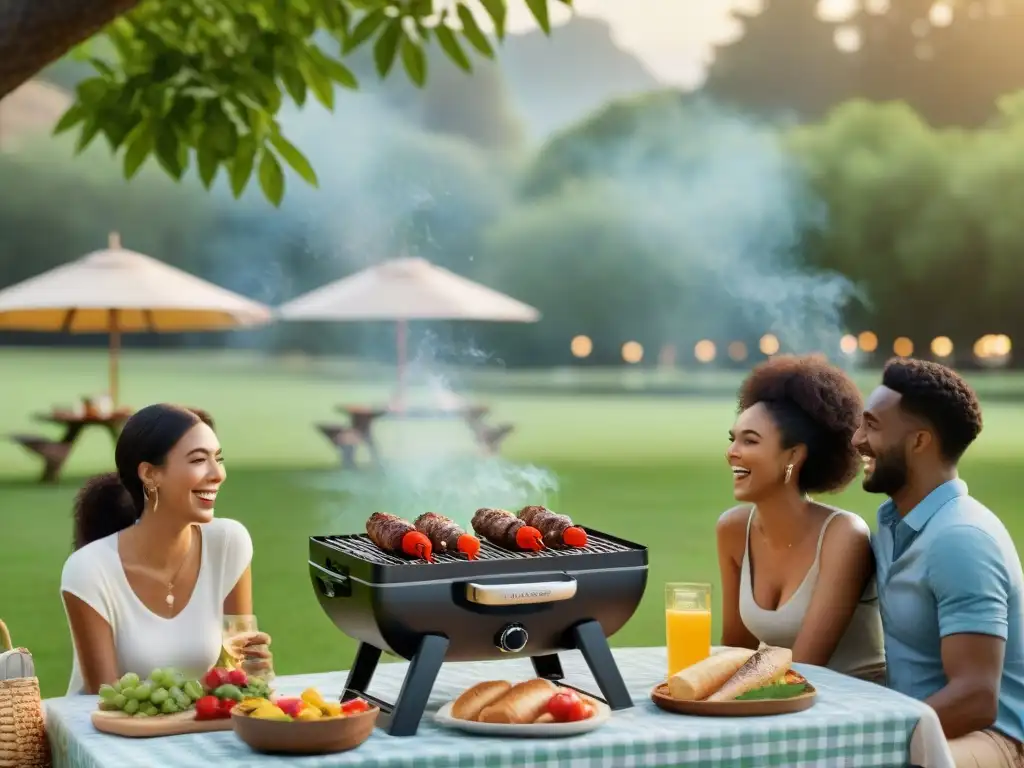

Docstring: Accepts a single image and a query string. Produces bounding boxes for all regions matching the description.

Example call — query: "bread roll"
[668,648,757,701]
[451,680,512,721]
[478,678,557,724]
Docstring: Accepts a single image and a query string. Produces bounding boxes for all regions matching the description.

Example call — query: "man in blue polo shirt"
[853,358,1024,766]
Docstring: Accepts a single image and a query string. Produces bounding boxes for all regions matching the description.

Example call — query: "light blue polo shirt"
[873,479,1024,743]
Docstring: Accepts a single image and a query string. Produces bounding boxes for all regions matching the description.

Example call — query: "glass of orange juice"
[665,582,712,678]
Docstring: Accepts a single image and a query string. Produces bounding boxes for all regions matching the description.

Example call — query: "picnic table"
[9,407,131,483]
[44,646,953,767]
[317,403,515,468]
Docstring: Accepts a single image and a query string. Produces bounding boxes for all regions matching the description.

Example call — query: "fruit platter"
[91,662,273,737]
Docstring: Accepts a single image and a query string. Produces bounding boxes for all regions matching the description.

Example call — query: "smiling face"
[852,386,912,496]
[726,402,796,501]
[140,421,226,524]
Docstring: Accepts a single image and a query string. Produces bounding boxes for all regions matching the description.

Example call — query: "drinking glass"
[664,582,712,678]
[223,614,274,682]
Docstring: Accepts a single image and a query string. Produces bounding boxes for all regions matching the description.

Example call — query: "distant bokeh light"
[840,334,858,355]
[893,337,914,357]
[728,341,748,362]
[858,331,878,353]
[570,335,592,358]
[759,334,780,355]
[694,340,716,363]
[930,336,953,358]
[621,341,643,364]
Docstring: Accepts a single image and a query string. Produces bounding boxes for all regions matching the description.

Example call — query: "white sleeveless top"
[59,517,253,695]
[739,508,885,677]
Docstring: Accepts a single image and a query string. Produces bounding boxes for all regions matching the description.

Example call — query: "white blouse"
[59,517,253,695]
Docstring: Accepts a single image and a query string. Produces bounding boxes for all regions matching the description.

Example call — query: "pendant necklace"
[164,528,195,611]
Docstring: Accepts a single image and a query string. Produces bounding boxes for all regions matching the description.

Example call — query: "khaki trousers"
[949,729,1024,768]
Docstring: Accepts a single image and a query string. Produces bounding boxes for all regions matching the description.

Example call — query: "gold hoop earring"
[784,464,794,484]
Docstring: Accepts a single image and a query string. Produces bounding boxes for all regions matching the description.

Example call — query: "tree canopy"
[3,0,568,207]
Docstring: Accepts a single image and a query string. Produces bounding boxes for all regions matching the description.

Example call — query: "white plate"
[433,697,612,738]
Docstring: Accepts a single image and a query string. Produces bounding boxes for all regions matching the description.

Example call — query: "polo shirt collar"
[878,478,968,531]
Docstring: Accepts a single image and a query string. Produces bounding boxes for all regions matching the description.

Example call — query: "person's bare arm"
[62,592,119,694]
[791,515,875,667]
[224,565,253,616]
[926,633,1003,739]
[716,508,760,651]
[922,526,1009,739]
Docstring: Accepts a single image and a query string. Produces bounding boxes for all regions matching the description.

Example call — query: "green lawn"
[2,348,1023,699]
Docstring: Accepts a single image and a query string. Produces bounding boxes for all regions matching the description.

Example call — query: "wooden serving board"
[91,709,233,738]
[650,682,817,717]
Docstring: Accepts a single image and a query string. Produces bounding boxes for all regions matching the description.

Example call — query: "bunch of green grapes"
[98,668,205,717]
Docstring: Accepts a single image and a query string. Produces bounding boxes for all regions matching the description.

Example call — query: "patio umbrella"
[0,232,273,405]
[276,257,540,398]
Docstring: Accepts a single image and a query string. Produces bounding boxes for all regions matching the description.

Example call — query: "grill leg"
[342,642,382,700]
[573,619,634,710]
[341,637,449,737]
[531,654,564,681]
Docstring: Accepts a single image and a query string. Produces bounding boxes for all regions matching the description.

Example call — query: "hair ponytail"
[72,472,141,550]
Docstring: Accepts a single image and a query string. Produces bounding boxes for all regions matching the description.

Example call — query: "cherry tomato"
[218,698,237,718]
[226,668,248,687]
[546,690,584,722]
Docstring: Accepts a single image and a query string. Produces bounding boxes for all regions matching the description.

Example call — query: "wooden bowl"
[230,706,379,755]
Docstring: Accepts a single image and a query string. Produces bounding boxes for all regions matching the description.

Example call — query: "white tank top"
[739,508,886,677]
[59,517,253,695]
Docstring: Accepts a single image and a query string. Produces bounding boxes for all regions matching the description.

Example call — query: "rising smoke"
[202,78,862,532]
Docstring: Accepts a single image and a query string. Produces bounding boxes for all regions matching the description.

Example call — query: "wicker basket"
[0,619,50,768]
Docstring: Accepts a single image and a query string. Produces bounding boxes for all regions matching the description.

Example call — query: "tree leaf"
[270,132,318,186]
[435,23,472,72]
[155,126,186,180]
[478,0,507,38]
[457,4,494,57]
[319,55,359,89]
[344,9,387,53]
[196,134,220,189]
[400,36,428,86]
[281,65,307,106]
[298,56,334,109]
[258,149,285,207]
[122,120,155,179]
[75,77,108,106]
[230,135,258,198]
[53,104,86,136]
[373,18,403,77]
[524,0,551,34]
[75,117,101,153]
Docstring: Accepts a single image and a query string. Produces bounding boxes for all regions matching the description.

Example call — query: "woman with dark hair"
[60,404,270,695]
[717,354,885,681]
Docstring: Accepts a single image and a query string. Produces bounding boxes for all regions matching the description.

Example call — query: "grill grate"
[323,531,635,568]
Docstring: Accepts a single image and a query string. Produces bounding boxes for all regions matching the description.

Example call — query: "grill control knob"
[496,623,529,653]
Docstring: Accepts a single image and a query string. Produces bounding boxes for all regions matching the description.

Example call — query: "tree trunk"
[0,0,140,99]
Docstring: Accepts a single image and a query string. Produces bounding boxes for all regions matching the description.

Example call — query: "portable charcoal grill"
[309,525,648,736]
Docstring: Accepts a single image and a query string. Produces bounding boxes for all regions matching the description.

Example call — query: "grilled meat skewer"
[366,512,434,562]
[414,512,480,559]
[517,505,588,549]
[472,508,544,552]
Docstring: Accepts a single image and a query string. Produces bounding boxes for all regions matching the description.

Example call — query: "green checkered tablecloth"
[45,646,930,767]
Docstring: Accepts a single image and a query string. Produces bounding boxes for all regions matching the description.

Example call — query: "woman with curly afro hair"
[716,354,886,681]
